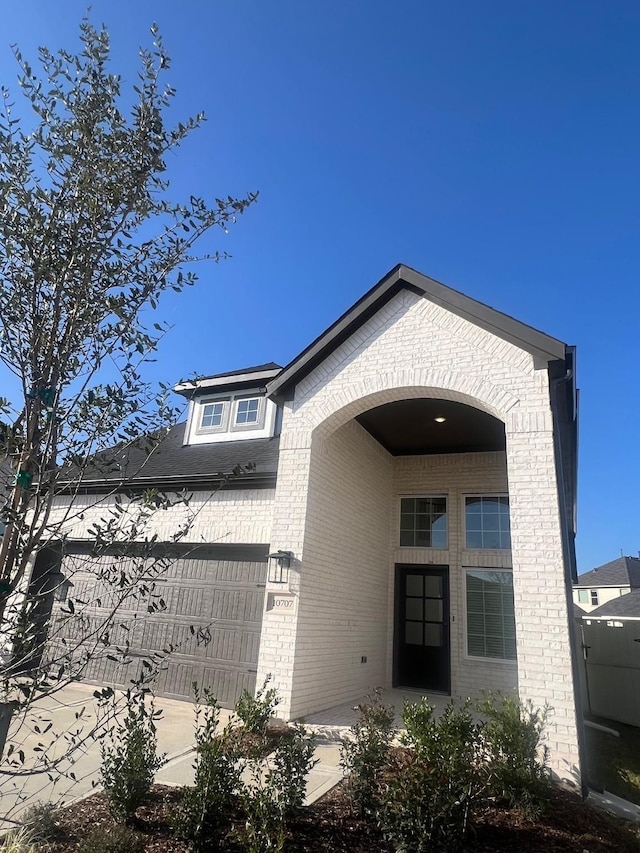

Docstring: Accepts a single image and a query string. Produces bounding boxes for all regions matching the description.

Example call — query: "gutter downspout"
[549,353,589,798]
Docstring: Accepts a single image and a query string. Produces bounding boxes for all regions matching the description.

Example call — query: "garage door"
[58,542,268,707]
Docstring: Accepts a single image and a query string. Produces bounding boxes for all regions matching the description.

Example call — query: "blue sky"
[1,1,638,572]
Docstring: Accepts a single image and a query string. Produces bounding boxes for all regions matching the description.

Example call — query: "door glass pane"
[406,575,423,596]
[406,598,423,620]
[424,576,442,597]
[405,621,423,645]
[424,623,443,646]
[424,599,443,622]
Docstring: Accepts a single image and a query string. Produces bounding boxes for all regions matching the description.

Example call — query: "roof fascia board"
[585,616,640,621]
[54,472,277,494]
[267,264,567,401]
[267,266,405,400]
[175,368,281,396]
[399,267,566,362]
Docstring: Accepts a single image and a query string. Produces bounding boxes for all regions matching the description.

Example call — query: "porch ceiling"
[356,398,506,456]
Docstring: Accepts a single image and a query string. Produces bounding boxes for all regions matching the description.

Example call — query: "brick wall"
[262,287,580,779]
[289,420,393,718]
[47,487,275,545]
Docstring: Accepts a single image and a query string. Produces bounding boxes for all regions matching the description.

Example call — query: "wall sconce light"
[268,550,293,584]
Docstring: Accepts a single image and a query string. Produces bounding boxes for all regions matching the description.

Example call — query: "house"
[45,264,582,781]
[573,556,640,613]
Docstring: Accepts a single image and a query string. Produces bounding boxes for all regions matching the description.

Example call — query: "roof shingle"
[575,556,640,589]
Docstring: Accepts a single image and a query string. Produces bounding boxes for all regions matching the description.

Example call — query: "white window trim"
[462,493,512,552]
[230,395,266,432]
[398,494,448,550]
[463,566,517,665]
[196,397,231,434]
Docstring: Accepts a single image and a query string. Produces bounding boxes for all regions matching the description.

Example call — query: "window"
[199,399,229,432]
[399,497,447,548]
[466,569,516,660]
[577,589,589,604]
[590,589,599,606]
[235,397,260,425]
[465,496,511,549]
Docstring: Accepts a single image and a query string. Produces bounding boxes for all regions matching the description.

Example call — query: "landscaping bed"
[31,781,640,852]
[12,686,640,852]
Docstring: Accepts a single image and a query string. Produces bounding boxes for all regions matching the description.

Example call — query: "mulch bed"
[36,781,640,852]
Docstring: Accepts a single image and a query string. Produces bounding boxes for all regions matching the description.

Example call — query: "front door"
[394,565,450,693]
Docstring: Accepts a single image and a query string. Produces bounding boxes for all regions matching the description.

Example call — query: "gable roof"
[59,423,279,493]
[267,264,568,402]
[575,556,640,589]
[587,588,640,619]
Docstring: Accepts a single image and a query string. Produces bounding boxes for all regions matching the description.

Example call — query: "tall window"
[465,496,511,549]
[466,569,516,660]
[399,497,447,548]
[590,589,599,606]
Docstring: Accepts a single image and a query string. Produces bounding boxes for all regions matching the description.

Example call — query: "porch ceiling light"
[434,416,446,423]
[268,550,293,584]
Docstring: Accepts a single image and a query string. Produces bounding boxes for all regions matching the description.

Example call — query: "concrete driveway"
[0,683,207,829]
[0,682,345,831]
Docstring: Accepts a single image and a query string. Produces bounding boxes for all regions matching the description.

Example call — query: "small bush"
[76,824,145,853]
[340,690,395,817]
[239,775,287,853]
[237,723,316,853]
[173,686,241,852]
[379,700,485,852]
[479,693,551,816]
[270,724,317,816]
[20,801,61,841]
[100,690,166,822]
[235,675,280,736]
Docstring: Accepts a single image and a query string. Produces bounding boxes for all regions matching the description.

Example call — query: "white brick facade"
[47,488,275,545]
[259,288,580,780]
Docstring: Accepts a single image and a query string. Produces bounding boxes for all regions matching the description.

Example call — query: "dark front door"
[394,565,450,693]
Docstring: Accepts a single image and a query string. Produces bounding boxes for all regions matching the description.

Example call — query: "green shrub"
[100,690,166,822]
[76,824,145,853]
[340,690,395,816]
[379,700,485,851]
[238,772,287,853]
[235,675,280,736]
[173,686,241,852]
[237,723,316,853]
[270,724,317,816]
[478,692,551,816]
[20,801,61,842]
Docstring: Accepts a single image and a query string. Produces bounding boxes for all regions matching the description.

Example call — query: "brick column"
[255,424,313,718]
[505,410,581,783]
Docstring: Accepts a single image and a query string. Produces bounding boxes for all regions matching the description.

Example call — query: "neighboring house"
[573,556,640,614]
[44,264,582,780]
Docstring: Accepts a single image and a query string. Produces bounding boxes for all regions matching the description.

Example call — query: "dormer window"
[198,398,230,434]
[235,397,260,426]
[176,364,283,446]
